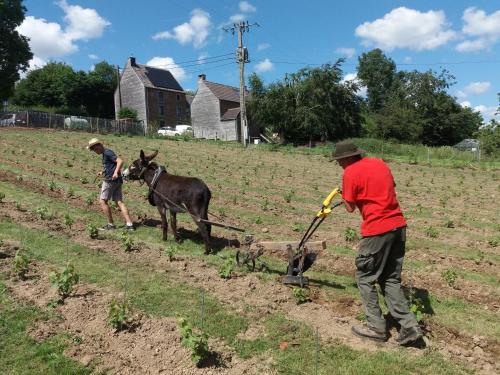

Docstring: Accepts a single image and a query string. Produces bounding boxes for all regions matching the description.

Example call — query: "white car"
[157,125,193,136]
[157,126,178,136]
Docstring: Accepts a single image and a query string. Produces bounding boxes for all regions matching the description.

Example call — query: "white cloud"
[88,54,98,60]
[254,58,273,73]
[229,14,245,23]
[355,7,456,51]
[457,81,492,98]
[474,104,499,121]
[16,1,109,70]
[341,72,367,97]
[239,1,256,13]
[197,52,209,64]
[403,56,412,63]
[58,0,110,41]
[456,8,500,52]
[152,9,211,48]
[335,47,356,58]
[146,56,187,82]
[257,43,270,51]
[17,16,76,59]
[460,101,471,108]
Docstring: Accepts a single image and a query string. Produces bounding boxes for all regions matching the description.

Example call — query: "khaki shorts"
[100,181,123,202]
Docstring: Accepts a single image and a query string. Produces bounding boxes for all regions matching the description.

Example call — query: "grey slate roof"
[454,139,480,149]
[133,64,183,91]
[204,81,240,103]
[221,107,240,121]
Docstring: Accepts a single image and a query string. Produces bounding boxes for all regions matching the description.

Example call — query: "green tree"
[85,61,117,118]
[0,0,33,101]
[247,62,362,143]
[357,49,396,111]
[477,120,500,157]
[118,107,138,121]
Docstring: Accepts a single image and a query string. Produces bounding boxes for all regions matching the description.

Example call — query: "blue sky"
[18,0,500,122]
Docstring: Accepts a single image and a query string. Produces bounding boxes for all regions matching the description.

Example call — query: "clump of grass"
[48,180,57,191]
[66,186,75,198]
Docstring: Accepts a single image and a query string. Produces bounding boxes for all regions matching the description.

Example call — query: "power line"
[153,57,236,70]
[185,61,236,74]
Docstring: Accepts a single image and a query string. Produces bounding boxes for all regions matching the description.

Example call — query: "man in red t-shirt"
[333,141,422,345]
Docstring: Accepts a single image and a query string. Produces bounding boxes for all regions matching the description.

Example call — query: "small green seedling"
[488,237,499,247]
[86,223,98,239]
[284,190,294,203]
[63,213,74,229]
[425,226,439,238]
[177,318,209,366]
[120,232,134,252]
[14,201,22,210]
[12,250,30,280]
[49,263,79,300]
[35,206,50,220]
[79,177,89,184]
[441,268,458,287]
[345,227,359,242]
[409,294,425,322]
[48,181,57,191]
[108,298,130,331]
[292,287,309,305]
[444,220,455,228]
[218,257,234,279]
[0,192,5,203]
[66,186,75,198]
[165,244,177,261]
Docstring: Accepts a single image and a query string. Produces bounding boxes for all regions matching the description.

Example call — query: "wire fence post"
[315,327,320,375]
[200,288,205,332]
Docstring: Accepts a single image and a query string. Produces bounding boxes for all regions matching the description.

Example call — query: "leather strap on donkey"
[147,166,166,206]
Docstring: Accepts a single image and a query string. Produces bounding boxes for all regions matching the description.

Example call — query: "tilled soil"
[1,202,498,374]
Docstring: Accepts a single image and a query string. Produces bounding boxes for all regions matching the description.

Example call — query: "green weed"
[441,268,458,287]
[86,223,98,239]
[108,298,130,331]
[345,227,359,242]
[218,256,234,279]
[292,287,309,304]
[0,192,5,203]
[12,250,30,280]
[425,226,439,238]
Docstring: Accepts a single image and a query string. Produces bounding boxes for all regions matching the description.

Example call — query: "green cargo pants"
[355,227,418,333]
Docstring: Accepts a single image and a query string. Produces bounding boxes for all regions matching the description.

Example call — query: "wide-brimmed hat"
[87,138,102,150]
[330,141,365,161]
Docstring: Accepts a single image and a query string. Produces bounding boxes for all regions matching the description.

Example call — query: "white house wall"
[114,65,147,128]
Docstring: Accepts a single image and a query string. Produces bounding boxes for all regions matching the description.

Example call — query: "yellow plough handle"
[316,188,341,218]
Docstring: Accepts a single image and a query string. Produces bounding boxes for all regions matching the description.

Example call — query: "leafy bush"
[177,317,209,366]
[108,298,130,331]
[344,227,359,242]
[86,223,98,239]
[118,107,138,121]
[49,263,79,300]
[218,257,234,279]
[441,268,458,287]
[12,250,30,280]
[292,287,309,304]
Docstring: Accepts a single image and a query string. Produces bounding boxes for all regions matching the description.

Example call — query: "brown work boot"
[351,324,388,342]
[396,326,423,345]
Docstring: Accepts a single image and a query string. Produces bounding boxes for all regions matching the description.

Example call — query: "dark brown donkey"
[123,150,212,253]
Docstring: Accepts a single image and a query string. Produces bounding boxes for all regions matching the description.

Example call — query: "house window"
[158,91,164,104]
[176,94,180,101]
[159,105,164,116]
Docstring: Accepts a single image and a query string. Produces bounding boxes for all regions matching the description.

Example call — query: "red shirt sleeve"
[342,168,357,203]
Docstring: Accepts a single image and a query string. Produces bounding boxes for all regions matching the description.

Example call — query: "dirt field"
[0,128,498,374]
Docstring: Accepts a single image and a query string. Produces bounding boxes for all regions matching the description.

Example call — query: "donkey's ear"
[147,150,158,161]
[140,150,145,161]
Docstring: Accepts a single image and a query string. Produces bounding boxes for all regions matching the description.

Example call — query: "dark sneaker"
[351,324,388,342]
[396,326,423,345]
[99,223,116,230]
[125,224,134,231]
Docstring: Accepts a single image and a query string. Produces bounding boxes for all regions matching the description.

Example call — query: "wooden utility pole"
[116,65,122,112]
[224,21,259,147]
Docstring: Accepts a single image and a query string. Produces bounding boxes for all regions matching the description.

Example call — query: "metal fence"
[0,109,145,135]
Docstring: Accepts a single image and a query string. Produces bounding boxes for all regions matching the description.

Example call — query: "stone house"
[114,57,190,133]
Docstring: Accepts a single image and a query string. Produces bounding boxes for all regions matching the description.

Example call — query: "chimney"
[129,56,136,66]
[198,74,206,81]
